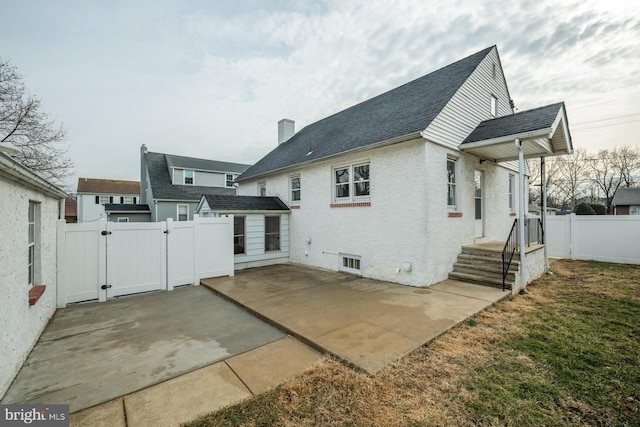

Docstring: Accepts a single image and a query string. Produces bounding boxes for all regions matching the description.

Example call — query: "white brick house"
[0,152,67,398]
[236,46,573,290]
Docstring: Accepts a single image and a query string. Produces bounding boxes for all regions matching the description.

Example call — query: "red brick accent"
[289,205,300,209]
[330,202,371,208]
[509,212,517,217]
[29,285,46,306]
[448,212,463,218]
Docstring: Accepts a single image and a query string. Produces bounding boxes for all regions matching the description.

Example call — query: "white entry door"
[475,170,484,238]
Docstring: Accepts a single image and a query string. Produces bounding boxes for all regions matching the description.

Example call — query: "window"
[492,62,497,79]
[258,181,266,197]
[490,95,498,117]
[226,174,234,187]
[340,254,361,275]
[117,217,129,223]
[234,216,245,254]
[630,205,640,215]
[447,158,457,209]
[28,202,36,285]
[333,163,370,202]
[95,195,110,204]
[265,216,280,251]
[123,196,134,204]
[177,204,189,221]
[184,170,194,185]
[508,174,515,211]
[291,175,301,204]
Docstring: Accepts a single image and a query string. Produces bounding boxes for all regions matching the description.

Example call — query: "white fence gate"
[57,216,234,307]
[545,214,640,264]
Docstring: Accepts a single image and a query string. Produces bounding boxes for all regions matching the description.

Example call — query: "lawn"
[185,260,640,426]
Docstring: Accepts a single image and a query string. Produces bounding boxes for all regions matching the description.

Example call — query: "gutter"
[0,153,68,199]
[460,128,552,149]
[236,131,423,183]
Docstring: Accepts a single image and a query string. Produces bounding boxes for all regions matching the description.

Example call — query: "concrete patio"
[202,263,510,374]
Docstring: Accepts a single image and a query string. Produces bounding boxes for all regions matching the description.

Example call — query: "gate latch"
[101,284,112,290]
[101,231,112,236]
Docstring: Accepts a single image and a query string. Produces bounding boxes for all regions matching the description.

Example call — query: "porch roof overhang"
[459,102,573,162]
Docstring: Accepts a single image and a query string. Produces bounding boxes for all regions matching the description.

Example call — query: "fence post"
[56,219,67,308]
[228,214,235,277]
[569,213,576,259]
[193,214,201,286]
[98,220,108,302]
[166,218,174,291]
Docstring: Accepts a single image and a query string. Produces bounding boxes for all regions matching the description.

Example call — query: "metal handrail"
[501,219,518,291]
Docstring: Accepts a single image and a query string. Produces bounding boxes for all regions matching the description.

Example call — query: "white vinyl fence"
[57,215,234,307]
[545,214,640,264]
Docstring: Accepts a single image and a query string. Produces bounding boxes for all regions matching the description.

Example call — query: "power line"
[572,113,640,126]
[572,118,640,131]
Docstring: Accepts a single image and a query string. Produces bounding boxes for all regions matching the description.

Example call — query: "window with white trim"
[265,216,280,251]
[28,202,39,286]
[630,205,640,215]
[490,95,498,117]
[177,204,189,221]
[492,62,497,79]
[95,195,110,204]
[234,216,245,254]
[340,254,361,275]
[123,196,134,204]
[117,217,129,223]
[258,181,266,197]
[447,158,457,209]
[508,174,515,211]
[184,170,194,185]
[291,175,301,204]
[226,174,234,187]
[333,163,370,202]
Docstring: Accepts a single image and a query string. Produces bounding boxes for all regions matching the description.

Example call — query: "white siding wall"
[234,214,290,268]
[422,47,512,149]
[239,139,520,287]
[77,194,105,222]
[0,179,59,398]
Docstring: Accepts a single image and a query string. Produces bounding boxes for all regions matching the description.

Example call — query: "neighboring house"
[104,203,152,222]
[236,46,572,289]
[140,145,251,222]
[612,188,640,215]
[196,194,290,269]
[0,152,67,399]
[76,178,142,222]
[65,197,77,223]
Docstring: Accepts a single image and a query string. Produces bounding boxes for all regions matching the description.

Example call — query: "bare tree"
[1,59,73,185]
[589,149,622,214]
[554,148,589,209]
[611,145,640,188]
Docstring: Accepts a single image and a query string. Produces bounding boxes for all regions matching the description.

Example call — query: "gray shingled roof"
[237,46,494,182]
[165,153,250,174]
[104,204,151,212]
[202,195,289,211]
[146,151,239,201]
[462,103,564,144]
[612,187,640,206]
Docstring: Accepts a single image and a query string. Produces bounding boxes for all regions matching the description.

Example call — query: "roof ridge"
[148,150,250,167]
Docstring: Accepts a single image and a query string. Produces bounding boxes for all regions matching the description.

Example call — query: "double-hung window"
[123,196,134,204]
[28,202,39,286]
[291,175,301,204]
[258,181,266,197]
[184,170,194,185]
[490,95,498,117]
[265,216,280,251]
[226,174,234,187]
[447,158,457,209]
[96,195,110,204]
[234,216,245,254]
[333,163,370,202]
[177,204,189,221]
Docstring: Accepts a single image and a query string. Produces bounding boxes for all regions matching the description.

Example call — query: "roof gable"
[237,46,494,182]
[77,178,140,195]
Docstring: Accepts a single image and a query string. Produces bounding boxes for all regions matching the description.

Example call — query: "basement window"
[340,254,361,275]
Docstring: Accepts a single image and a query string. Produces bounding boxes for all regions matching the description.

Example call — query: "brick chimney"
[278,119,295,145]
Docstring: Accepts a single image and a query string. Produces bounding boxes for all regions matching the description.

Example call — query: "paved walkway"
[202,264,509,374]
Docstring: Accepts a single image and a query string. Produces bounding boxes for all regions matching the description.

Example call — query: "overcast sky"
[1,0,639,188]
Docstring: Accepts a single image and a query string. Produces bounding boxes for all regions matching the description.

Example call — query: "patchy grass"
[184,260,640,427]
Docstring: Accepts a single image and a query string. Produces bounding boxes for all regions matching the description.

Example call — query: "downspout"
[541,156,549,272]
[516,138,527,293]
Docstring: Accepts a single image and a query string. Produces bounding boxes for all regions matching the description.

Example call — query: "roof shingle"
[612,187,640,206]
[202,195,289,212]
[77,178,139,195]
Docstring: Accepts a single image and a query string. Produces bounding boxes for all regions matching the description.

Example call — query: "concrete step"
[460,247,521,260]
[448,271,513,290]
[452,263,516,281]
[456,254,520,269]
